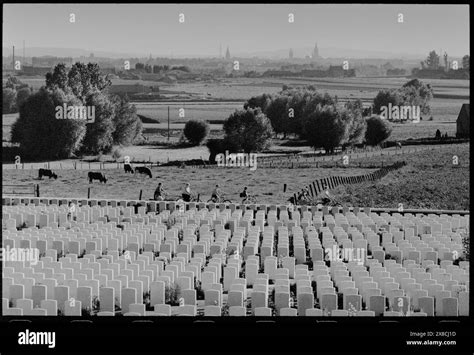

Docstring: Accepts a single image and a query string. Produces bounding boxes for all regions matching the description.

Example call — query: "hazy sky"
[3,4,470,57]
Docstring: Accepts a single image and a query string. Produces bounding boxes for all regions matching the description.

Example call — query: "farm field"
[2,166,377,204]
[2,143,469,209]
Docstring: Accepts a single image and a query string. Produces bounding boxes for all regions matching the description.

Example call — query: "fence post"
[36,184,40,197]
[139,190,143,200]
[87,187,91,199]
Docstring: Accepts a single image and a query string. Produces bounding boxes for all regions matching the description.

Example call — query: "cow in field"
[38,168,58,179]
[124,164,134,173]
[135,166,152,178]
[88,172,107,183]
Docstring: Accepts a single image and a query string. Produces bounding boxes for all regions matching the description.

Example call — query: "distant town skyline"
[3,4,470,58]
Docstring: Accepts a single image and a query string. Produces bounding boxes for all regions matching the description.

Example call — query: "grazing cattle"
[135,166,152,178]
[38,168,58,180]
[124,164,134,173]
[88,172,107,183]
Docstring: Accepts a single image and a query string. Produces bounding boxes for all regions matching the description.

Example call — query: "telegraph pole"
[167,106,170,141]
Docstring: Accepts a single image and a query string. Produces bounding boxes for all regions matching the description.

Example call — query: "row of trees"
[204,79,432,158]
[240,86,393,153]
[10,63,143,160]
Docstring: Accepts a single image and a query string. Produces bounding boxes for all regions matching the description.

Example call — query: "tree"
[302,105,349,154]
[243,93,272,112]
[183,120,210,146]
[264,94,291,138]
[10,87,86,160]
[342,107,366,146]
[400,79,433,115]
[372,89,401,115]
[110,95,143,146]
[16,86,32,110]
[365,115,392,146]
[223,108,273,153]
[462,55,470,70]
[425,50,440,70]
[435,129,441,139]
[3,87,17,114]
[80,90,115,155]
[45,63,69,91]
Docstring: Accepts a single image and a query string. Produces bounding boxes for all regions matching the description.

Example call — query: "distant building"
[289,48,294,59]
[456,104,469,138]
[225,47,231,60]
[312,43,320,60]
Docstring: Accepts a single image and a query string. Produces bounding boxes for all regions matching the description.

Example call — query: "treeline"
[205,78,433,159]
[10,63,143,160]
[134,63,190,73]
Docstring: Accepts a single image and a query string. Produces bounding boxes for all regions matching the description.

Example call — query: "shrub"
[365,115,393,146]
[183,119,210,146]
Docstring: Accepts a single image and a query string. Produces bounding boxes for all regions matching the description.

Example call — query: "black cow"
[124,164,134,173]
[135,166,152,178]
[88,172,107,183]
[39,168,58,179]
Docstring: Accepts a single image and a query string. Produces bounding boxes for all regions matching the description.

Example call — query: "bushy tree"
[223,108,273,153]
[111,95,142,146]
[3,87,17,113]
[12,63,140,159]
[365,115,392,146]
[373,89,402,115]
[10,87,86,159]
[16,86,32,110]
[183,119,210,145]
[80,90,115,154]
[342,108,366,146]
[285,90,312,136]
[264,94,291,137]
[243,93,272,112]
[400,79,433,115]
[302,105,349,154]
